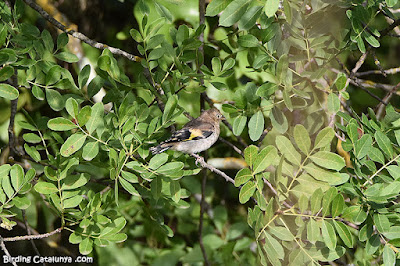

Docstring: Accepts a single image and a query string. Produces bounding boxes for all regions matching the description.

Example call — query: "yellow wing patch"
[188,129,203,140]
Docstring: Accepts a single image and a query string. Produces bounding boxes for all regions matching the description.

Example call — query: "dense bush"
[1,0,400,265]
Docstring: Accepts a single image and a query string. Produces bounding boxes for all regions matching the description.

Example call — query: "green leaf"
[12,196,31,209]
[369,147,385,164]
[79,238,93,255]
[57,33,69,50]
[276,136,301,166]
[60,133,87,157]
[0,165,11,178]
[305,163,343,185]
[34,182,58,194]
[238,34,259,48]
[0,65,13,81]
[294,124,311,155]
[327,93,340,113]
[55,52,79,63]
[239,181,256,203]
[321,221,337,250]
[45,88,64,111]
[130,28,143,43]
[61,174,89,190]
[383,245,396,266]
[219,0,253,27]
[233,115,247,136]
[86,102,104,134]
[151,177,162,200]
[364,31,380,48]
[314,127,334,150]
[24,144,41,162]
[270,226,294,241]
[120,178,139,196]
[333,221,353,248]
[373,213,390,233]
[355,134,372,159]
[366,234,380,255]
[331,194,345,217]
[265,0,279,17]
[149,153,168,170]
[244,145,258,167]
[48,117,77,131]
[263,231,284,261]
[375,131,394,158]
[0,83,19,100]
[148,47,164,60]
[23,133,41,144]
[63,195,83,208]
[307,219,320,244]
[10,164,24,191]
[309,151,345,171]
[2,175,13,199]
[82,141,99,161]
[162,95,178,124]
[386,0,398,7]
[41,29,54,51]
[78,65,91,89]
[270,107,288,134]
[335,73,347,91]
[310,188,323,214]
[32,85,44,100]
[248,111,264,141]
[235,168,253,187]
[253,146,278,174]
[238,5,263,31]
[206,0,230,16]
[46,65,61,85]
[154,2,173,22]
[322,187,337,216]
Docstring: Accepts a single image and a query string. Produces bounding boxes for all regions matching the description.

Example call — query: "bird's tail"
[150,143,172,154]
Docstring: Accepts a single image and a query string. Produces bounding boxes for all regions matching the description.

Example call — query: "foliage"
[1,0,400,265]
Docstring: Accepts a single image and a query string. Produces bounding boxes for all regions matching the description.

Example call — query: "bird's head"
[201,108,225,123]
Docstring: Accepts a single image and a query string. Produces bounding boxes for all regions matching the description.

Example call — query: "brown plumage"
[150,108,224,154]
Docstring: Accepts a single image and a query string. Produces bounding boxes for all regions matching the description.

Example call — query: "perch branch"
[190,153,235,184]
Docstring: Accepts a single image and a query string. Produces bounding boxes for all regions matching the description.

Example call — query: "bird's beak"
[221,116,226,121]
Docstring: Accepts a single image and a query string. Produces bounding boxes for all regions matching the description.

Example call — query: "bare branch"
[190,153,235,184]
[3,228,62,242]
[0,236,17,266]
[355,66,400,77]
[22,0,140,62]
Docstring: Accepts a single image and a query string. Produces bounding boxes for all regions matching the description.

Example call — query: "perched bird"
[150,108,225,154]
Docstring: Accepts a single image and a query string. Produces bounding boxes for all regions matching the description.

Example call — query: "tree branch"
[22,0,140,62]
[190,153,235,184]
[0,236,17,266]
[3,228,62,242]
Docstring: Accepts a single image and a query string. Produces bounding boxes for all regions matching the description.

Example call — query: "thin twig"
[376,81,400,119]
[3,228,62,242]
[22,210,43,266]
[218,137,243,156]
[351,52,368,75]
[355,67,400,77]
[380,18,400,36]
[23,0,140,62]
[0,236,17,266]
[190,153,235,184]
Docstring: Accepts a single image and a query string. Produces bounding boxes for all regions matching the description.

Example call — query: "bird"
[150,108,225,154]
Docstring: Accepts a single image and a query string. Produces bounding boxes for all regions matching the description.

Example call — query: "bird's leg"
[191,153,204,166]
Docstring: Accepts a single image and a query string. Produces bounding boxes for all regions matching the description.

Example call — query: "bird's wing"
[163,123,214,143]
